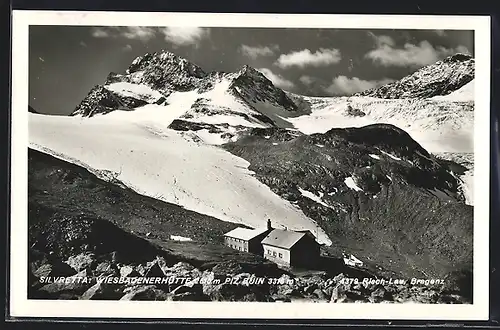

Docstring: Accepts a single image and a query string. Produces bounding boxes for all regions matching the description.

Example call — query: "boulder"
[80,282,125,300]
[169,291,211,301]
[57,293,80,300]
[271,294,292,302]
[33,261,77,278]
[282,288,302,297]
[369,285,393,303]
[38,270,92,297]
[65,253,96,272]
[330,284,348,303]
[304,284,318,295]
[171,282,203,295]
[94,261,119,277]
[207,280,271,302]
[120,265,141,278]
[119,285,169,301]
[144,260,167,278]
[313,288,328,301]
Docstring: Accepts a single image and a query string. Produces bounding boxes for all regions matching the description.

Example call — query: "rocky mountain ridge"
[355,53,474,98]
[71,50,299,121]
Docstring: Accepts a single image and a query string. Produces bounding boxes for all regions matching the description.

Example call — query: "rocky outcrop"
[356,53,474,98]
[71,85,148,117]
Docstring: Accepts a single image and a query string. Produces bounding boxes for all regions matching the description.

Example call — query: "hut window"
[279,253,283,258]
[273,251,277,257]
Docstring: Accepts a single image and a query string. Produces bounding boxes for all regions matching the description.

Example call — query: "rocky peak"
[442,53,473,63]
[126,50,205,77]
[107,50,207,92]
[229,65,298,112]
[237,65,264,78]
[355,53,475,99]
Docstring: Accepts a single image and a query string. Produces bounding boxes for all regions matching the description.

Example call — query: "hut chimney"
[267,219,272,230]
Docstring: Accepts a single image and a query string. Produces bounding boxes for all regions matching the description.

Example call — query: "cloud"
[434,30,447,37]
[91,28,110,38]
[79,41,87,47]
[299,75,315,86]
[366,33,470,67]
[257,68,295,90]
[275,48,342,68]
[239,44,279,59]
[373,35,396,47]
[122,44,133,52]
[121,27,156,41]
[90,27,156,42]
[324,76,394,96]
[160,27,210,46]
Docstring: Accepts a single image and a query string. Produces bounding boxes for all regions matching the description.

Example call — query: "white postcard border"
[10,10,491,320]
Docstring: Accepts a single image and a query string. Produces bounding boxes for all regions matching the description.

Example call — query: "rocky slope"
[223,124,473,282]
[355,53,474,98]
[28,148,471,303]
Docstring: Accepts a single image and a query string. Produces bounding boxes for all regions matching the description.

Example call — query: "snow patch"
[369,154,381,160]
[105,82,165,103]
[344,176,363,192]
[343,254,364,267]
[170,235,192,242]
[380,150,402,161]
[298,188,331,209]
[431,80,474,102]
[459,170,474,206]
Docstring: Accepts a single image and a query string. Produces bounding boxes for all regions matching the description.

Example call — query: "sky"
[29,26,474,115]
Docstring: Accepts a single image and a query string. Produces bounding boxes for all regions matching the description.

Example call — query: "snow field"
[29,113,332,245]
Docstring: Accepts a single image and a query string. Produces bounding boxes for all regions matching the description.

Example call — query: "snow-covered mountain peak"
[356,53,474,99]
[126,50,206,78]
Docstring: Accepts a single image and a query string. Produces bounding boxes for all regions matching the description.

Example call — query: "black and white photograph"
[10,11,491,320]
